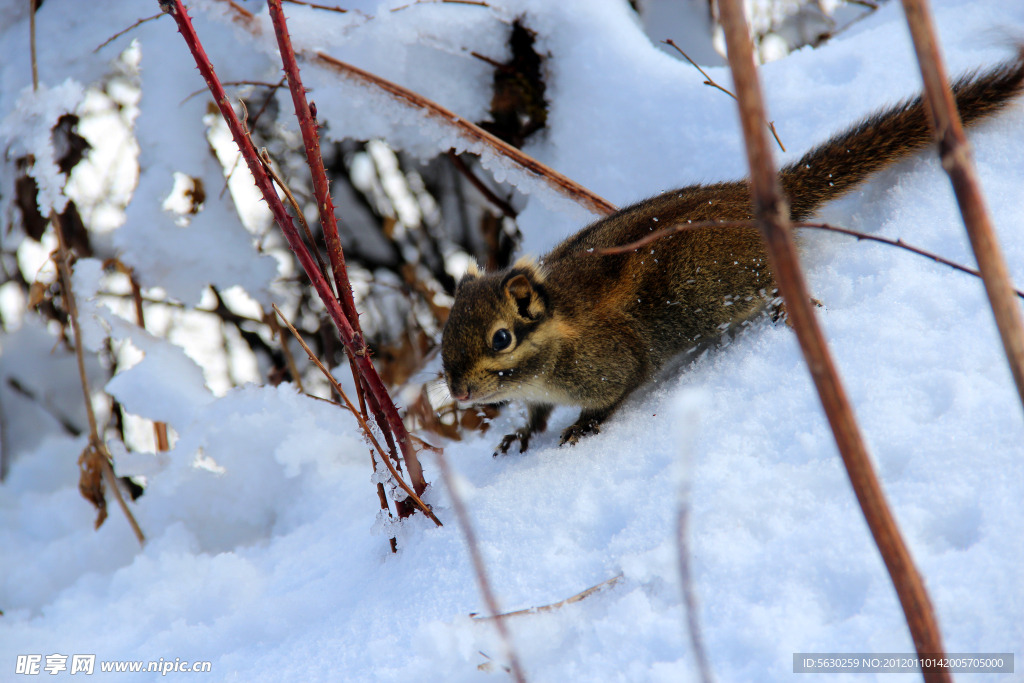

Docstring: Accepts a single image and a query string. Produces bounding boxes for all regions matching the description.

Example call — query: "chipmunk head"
[442,258,555,404]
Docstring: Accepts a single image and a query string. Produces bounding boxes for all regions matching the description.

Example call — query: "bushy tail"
[782,46,1024,220]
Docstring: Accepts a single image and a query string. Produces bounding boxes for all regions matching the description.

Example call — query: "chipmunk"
[442,48,1024,455]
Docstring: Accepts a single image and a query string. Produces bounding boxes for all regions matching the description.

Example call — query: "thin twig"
[282,0,348,12]
[589,219,1024,299]
[471,574,622,620]
[180,79,286,106]
[274,302,395,553]
[258,148,335,296]
[678,503,714,683]
[272,305,442,527]
[52,211,145,546]
[846,0,879,8]
[125,269,172,452]
[717,1,950,680]
[7,377,81,436]
[94,12,164,53]
[30,0,38,91]
[313,52,617,217]
[447,150,518,218]
[0,390,8,481]
[434,449,527,683]
[249,77,288,130]
[663,39,785,152]
[391,0,490,10]
[469,50,508,71]
[263,309,306,394]
[217,79,289,202]
[225,0,253,20]
[900,0,1024,417]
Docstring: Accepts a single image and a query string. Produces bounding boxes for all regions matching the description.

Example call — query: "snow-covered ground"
[1,0,1023,680]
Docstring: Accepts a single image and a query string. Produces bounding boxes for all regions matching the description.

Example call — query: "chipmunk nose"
[447,376,470,402]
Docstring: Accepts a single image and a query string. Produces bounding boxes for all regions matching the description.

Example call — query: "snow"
[0,80,84,215]
[1,0,1023,681]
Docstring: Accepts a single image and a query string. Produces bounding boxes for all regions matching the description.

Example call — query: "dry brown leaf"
[77,444,108,530]
[27,281,48,309]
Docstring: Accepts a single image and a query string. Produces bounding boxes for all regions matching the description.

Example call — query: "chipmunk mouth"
[447,382,492,404]
[449,385,502,405]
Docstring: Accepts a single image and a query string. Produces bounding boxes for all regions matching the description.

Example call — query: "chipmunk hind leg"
[495,403,554,456]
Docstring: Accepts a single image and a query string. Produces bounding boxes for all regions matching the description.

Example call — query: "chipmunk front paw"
[494,430,531,457]
[559,418,601,447]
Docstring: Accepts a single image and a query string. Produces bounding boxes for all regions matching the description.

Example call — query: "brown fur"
[442,49,1024,453]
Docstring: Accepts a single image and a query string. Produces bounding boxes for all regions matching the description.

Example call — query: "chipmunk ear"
[455,263,480,293]
[504,273,546,320]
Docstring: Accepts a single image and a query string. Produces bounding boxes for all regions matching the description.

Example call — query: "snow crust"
[1,0,1023,681]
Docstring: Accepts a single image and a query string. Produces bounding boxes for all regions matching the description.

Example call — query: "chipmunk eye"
[492,328,512,351]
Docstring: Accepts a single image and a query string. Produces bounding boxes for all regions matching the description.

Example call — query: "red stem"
[162,0,427,496]
[266,0,427,496]
[266,0,356,325]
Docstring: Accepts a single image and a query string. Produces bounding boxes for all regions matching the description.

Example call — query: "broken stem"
[52,211,145,546]
[471,573,622,620]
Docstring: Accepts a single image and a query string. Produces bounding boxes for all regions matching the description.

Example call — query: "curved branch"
[591,219,1024,300]
[313,52,617,217]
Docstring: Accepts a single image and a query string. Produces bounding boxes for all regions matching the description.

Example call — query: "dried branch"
[313,52,617,217]
[258,148,334,296]
[434,449,527,683]
[249,77,288,130]
[7,377,82,437]
[30,0,38,91]
[900,0,1024,416]
[282,0,349,12]
[471,573,622,620]
[272,305,442,527]
[94,12,165,53]
[392,0,491,10]
[663,39,785,152]
[125,269,172,451]
[447,150,518,218]
[0,391,8,482]
[717,1,950,679]
[267,0,429,497]
[180,79,286,106]
[224,0,253,20]
[591,219,1024,299]
[263,309,306,394]
[52,211,145,546]
[162,0,434,518]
